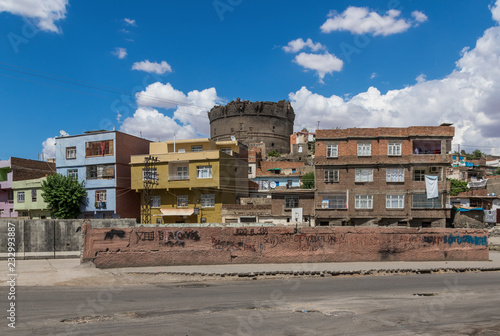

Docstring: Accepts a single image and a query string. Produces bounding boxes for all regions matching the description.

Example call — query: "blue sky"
[0,0,499,160]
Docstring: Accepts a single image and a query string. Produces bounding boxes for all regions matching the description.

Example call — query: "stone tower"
[208,99,295,154]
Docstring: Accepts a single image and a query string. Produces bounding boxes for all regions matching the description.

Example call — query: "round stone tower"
[208,99,295,154]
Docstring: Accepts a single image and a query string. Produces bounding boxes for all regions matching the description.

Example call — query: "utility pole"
[317,121,320,131]
[140,155,159,224]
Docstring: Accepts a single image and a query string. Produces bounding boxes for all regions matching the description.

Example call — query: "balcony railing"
[168,175,189,181]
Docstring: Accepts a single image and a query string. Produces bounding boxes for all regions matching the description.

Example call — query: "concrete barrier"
[0,219,137,259]
[82,226,489,268]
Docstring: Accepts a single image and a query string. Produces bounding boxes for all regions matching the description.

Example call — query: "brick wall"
[83,225,488,268]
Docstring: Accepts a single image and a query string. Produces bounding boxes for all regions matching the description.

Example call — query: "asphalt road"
[3,272,500,336]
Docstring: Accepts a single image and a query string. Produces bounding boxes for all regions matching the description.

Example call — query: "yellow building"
[131,138,248,224]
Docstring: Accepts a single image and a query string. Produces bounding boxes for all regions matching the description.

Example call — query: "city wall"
[0,219,136,259]
[82,226,489,268]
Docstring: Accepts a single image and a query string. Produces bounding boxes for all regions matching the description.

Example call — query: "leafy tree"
[267,150,281,157]
[495,167,500,175]
[448,178,469,196]
[471,149,484,159]
[41,174,87,218]
[301,172,315,189]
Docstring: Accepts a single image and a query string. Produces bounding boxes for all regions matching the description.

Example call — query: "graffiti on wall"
[422,235,487,246]
[134,229,201,247]
[104,229,125,240]
[211,238,261,253]
[233,228,268,236]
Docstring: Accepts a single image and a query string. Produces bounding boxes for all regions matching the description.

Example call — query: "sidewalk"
[2,251,500,287]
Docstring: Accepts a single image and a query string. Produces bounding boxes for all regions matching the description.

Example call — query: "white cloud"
[120,107,197,141]
[370,72,377,79]
[415,74,426,83]
[112,47,127,59]
[491,0,500,23]
[133,82,222,136]
[123,18,136,26]
[320,6,426,36]
[0,0,68,33]
[411,10,428,23]
[294,52,343,82]
[42,137,56,159]
[283,38,326,53]
[290,8,500,155]
[131,60,172,74]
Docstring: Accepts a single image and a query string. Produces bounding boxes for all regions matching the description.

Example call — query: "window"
[67,169,78,180]
[321,194,347,209]
[220,148,232,155]
[355,169,373,182]
[17,191,25,203]
[201,194,215,208]
[386,195,404,209]
[177,195,188,208]
[156,218,163,224]
[298,146,303,153]
[197,166,212,179]
[191,145,203,152]
[285,196,299,208]
[95,190,107,209]
[176,166,188,180]
[412,194,442,208]
[413,140,441,154]
[248,166,252,174]
[413,169,426,181]
[326,144,338,158]
[31,189,37,202]
[7,190,13,202]
[143,168,158,181]
[87,165,115,180]
[66,147,76,159]
[357,143,371,156]
[388,142,402,156]
[151,196,161,208]
[355,195,373,209]
[324,169,339,182]
[386,168,404,182]
[85,140,113,157]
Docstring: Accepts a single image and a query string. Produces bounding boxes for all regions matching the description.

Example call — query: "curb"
[125,267,500,279]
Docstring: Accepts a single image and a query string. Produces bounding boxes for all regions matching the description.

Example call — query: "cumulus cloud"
[0,0,69,33]
[491,0,500,23]
[415,74,426,83]
[131,82,222,136]
[290,16,500,154]
[42,137,56,159]
[123,18,136,26]
[112,47,127,59]
[131,60,172,74]
[283,38,326,53]
[320,6,426,36]
[411,10,428,23]
[120,107,197,141]
[294,52,343,82]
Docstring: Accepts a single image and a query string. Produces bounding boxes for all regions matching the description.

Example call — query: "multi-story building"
[0,157,55,218]
[130,138,249,224]
[315,125,454,227]
[13,177,52,219]
[55,130,150,219]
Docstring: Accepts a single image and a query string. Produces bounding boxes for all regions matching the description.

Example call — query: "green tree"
[448,178,469,196]
[301,172,315,189]
[471,149,484,159]
[267,150,281,157]
[41,174,87,218]
[495,167,500,175]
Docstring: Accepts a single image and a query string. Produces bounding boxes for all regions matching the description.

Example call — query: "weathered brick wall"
[83,226,489,268]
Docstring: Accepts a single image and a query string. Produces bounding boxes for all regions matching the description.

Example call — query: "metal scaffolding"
[140,155,159,224]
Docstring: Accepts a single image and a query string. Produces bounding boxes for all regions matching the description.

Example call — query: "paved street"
[2,272,500,335]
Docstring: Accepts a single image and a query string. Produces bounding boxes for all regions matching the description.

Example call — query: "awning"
[266,168,281,171]
[154,208,195,216]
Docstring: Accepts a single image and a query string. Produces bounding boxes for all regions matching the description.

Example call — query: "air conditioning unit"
[430,167,439,173]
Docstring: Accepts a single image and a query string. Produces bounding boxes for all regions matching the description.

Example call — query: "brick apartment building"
[315,125,454,227]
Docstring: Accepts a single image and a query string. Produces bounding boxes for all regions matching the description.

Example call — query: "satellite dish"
[230,136,236,141]
[269,181,276,189]
[59,130,69,137]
